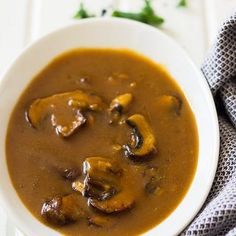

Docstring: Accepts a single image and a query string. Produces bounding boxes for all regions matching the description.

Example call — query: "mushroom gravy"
[6,49,198,235]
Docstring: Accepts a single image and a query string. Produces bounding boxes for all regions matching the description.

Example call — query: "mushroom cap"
[123,114,156,158]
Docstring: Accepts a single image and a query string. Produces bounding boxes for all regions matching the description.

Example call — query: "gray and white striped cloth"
[184,12,236,236]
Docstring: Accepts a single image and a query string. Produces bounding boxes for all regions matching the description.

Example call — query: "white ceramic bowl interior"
[0,18,219,236]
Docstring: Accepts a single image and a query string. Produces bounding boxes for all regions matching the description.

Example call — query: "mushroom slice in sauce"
[83,158,134,214]
[88,215,111,227]
[72,157,134,214]
[83,177,119,201]
[83,157,122,177]
[123,114,156,159]
[27,90,104,137]
[88,191,134,214]
[78,157,121,201]
[108,93,133,124]
[143,166,162,194]
[109,93,133,113]
[156,95,182,115]
[72,178,118,201]
[51,110,86,137]
[41,194,84,226]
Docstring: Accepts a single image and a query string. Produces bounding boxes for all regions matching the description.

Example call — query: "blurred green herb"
[74,0,164,27]
[177,0,187,7]
[74,3,94,19]
[112,0,164,27]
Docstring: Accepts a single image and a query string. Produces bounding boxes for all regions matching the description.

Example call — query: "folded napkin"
[183,13,236,236]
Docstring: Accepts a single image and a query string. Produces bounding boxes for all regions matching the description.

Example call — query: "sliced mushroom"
[27,90,104,137]
[88,215,111,227]
[41,194,84,226]
[83,157,122,177]
[123,114,156,159]
[110,93,133,113]
[83,177,118,201]
[156,95,182,115]
[83,157,121,200]
[72,178,118,201]
[51,110,86,137]
[73,157,121,201]
[108,93,133,124]
[143,166,162,194]
[88,191,134,214]
[73,157,135,214]
[28,90,103,125]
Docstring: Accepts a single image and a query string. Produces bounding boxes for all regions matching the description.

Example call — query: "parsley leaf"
[112,0,164,27]
[74,3,94,19]
[177,0,187,7]
[73,1,164,27]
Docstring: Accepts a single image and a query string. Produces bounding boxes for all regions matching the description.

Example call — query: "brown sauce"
[6,49,198,236]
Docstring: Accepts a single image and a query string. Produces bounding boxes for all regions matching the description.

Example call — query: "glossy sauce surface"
[6,49,198,236]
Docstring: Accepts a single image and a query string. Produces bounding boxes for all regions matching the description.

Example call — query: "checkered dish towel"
[183,13,236,236]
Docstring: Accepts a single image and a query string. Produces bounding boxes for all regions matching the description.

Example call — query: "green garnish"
[74,3,94,19]
[112,0,164,27]
[177,0,187,7]
[73,1,164,27]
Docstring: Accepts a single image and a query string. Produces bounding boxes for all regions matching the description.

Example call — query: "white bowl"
[0,18,219,236]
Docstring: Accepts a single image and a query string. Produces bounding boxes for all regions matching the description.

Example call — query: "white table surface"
[0,0,235,235]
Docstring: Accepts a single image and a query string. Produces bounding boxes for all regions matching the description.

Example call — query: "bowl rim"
[0,17,220,236]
